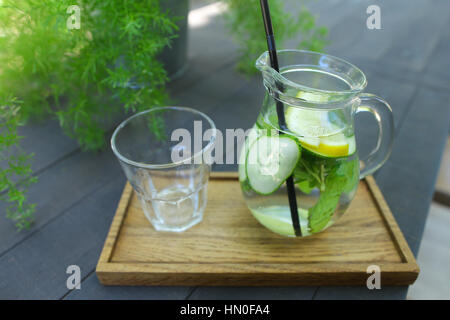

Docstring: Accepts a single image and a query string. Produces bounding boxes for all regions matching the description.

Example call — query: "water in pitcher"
[239,67,360,237]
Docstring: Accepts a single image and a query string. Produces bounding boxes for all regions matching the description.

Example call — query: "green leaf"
[0,0,175,150]
[307,158,358,233]
[297,180,315,194]
[0,100,37,231]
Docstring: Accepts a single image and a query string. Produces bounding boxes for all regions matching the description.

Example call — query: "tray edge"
[96,182,133,284]
[365,175,419,276]
[96,172,420,286]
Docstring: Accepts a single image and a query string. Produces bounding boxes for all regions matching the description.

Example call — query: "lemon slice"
[285,106,355,158]
[302,133,356,158]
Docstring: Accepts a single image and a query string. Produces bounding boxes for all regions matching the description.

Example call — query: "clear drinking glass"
[111,107,216,232]
[239,50,394,238]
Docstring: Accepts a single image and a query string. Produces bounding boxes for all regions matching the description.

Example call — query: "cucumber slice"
[238,147,247,181]
[251,206,310,237]
[246,135,300,194]
[238,126,259,181]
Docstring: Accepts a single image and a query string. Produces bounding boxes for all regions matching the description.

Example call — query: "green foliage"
[223,0,329,74]
[294,153,358,233]
[0,1,179,229]
[0,96,37,230]
[0,0,178,150]
[307,159,356,233]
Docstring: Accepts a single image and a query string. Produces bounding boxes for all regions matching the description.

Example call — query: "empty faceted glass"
[111,107,216,232]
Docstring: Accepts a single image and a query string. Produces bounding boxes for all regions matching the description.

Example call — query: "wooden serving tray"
[97,172,419,286]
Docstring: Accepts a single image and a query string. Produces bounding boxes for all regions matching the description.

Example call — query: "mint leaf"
[308,158,358,233]
[308,191,340,233]
[297,180,315,194]
[336,158,359,193]
[293,158,321,194]
[291,148,359,234]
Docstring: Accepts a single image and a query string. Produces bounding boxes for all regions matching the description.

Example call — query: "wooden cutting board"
[96,172,419,286]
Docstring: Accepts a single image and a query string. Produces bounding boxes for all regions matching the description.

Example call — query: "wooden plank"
[0,178,123,299]
[345,0,433,63]
[363,71,417,130]
[0,149,122,255]
[434,137,450,205]
[379,0,449,74]
[365,176,416,266]
[96,173,418,286]
[0,175,191,300]
[313,286,408,300]
[375,86,450,255]
[287,0,363,50]
[16,119,78,173]
[65,272,192,300]
[323,6,369,57]
[424,14,450,89]
[169,19,238,93]
[353,69,418,160]
[187,285,316,300]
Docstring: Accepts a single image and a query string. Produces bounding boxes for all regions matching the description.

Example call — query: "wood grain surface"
[96,172,419,286]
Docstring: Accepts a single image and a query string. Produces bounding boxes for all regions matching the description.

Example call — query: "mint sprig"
[294,155,358,233]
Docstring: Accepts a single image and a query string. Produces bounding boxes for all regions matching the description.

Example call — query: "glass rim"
[111,106,216,169]
[256,49,368,102]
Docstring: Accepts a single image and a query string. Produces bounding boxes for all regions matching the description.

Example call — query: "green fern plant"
[0,1,180,229]
[0,96,37,230]
[224,0,329,74]
[0,0,178,150]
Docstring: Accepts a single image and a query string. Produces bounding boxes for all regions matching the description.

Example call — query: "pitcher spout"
[255,51,271,72]
[255,50,366,106]
[255,51,282,87]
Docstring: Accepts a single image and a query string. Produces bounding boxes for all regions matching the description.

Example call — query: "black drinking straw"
[259,0,302,237]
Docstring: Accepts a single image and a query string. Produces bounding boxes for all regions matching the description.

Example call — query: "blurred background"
[0,0,449,299]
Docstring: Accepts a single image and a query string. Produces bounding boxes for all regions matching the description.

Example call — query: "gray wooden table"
[1,0,449,300]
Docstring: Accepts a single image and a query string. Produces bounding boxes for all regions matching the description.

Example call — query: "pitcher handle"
[357,93,394,179]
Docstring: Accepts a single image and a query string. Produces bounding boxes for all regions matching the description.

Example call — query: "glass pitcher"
[239,50,394,237]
